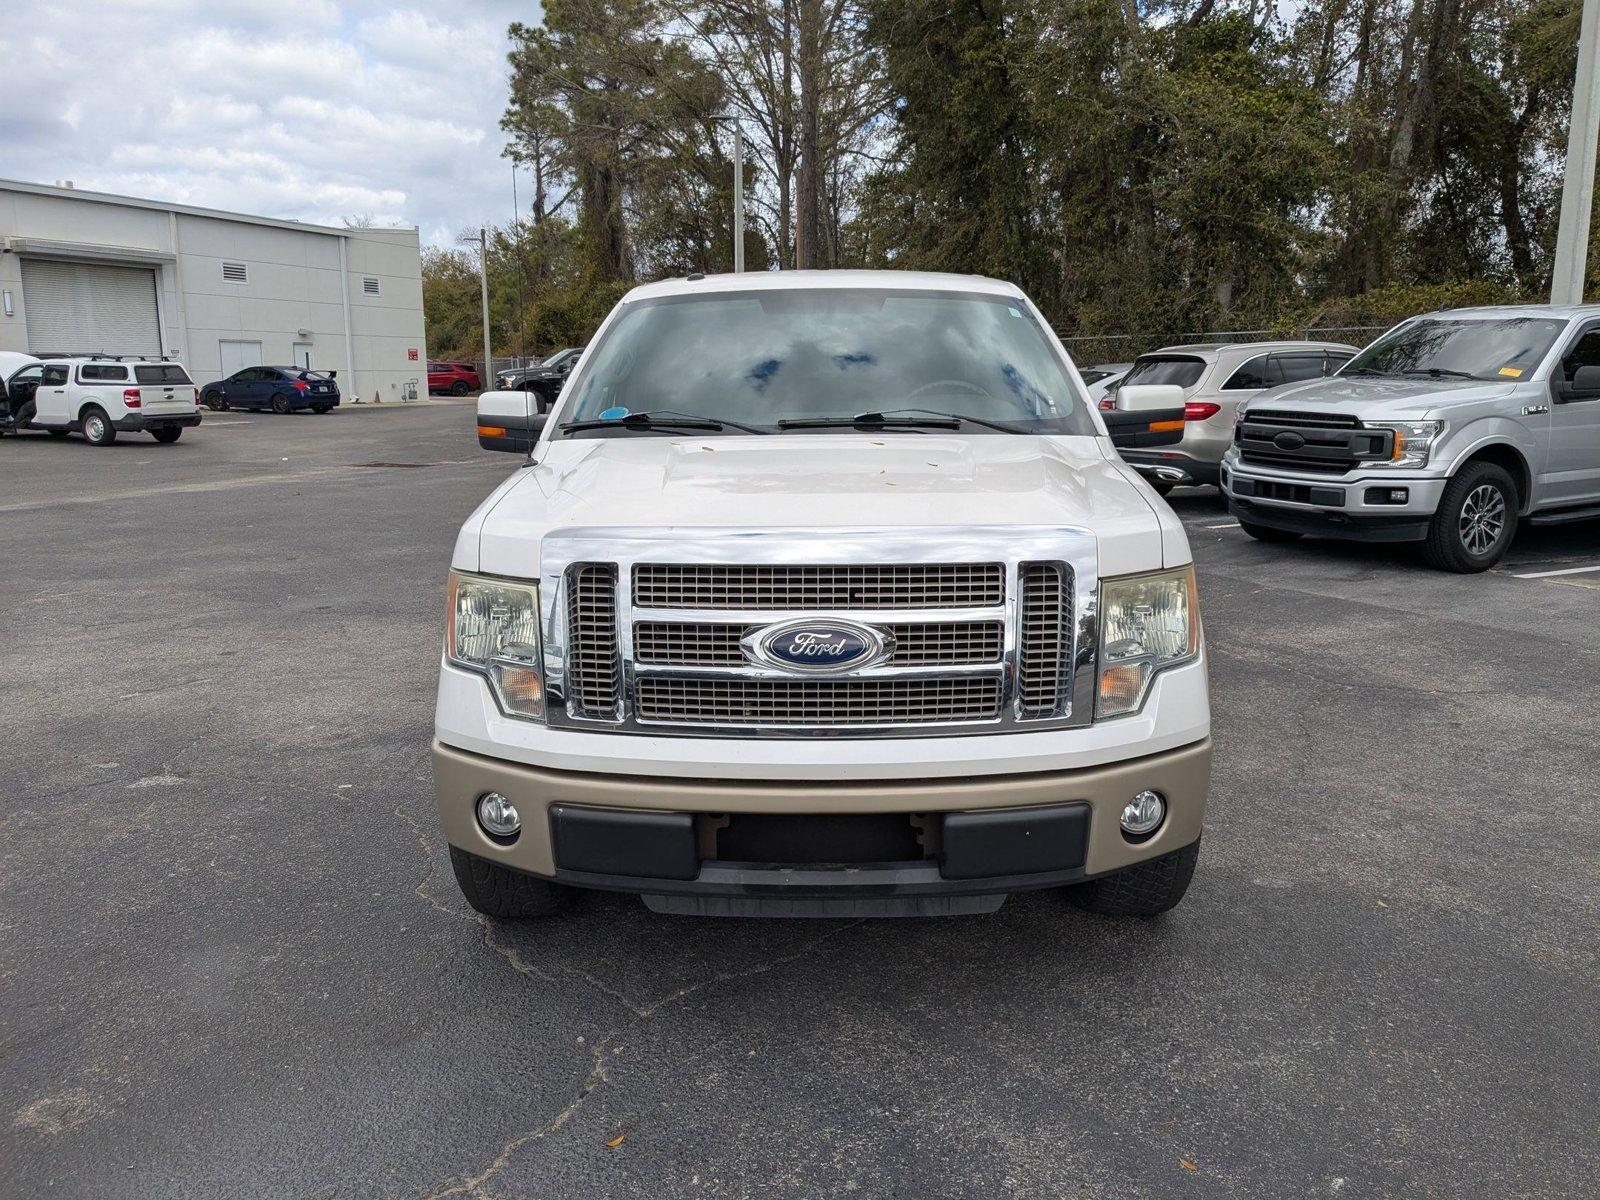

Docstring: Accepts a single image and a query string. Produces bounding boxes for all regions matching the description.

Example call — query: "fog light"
[476,792,521,839]
[1120,790,1166,837]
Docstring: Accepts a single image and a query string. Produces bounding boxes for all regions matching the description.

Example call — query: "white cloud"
[0,0,539,243]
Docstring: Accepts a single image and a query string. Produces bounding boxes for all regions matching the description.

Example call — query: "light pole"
[1551,0,1600,304]
[478,227,492,379]
[713,114,745,273]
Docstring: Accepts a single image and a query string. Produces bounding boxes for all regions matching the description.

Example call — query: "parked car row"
[1089,307,1600,571]
[493,348,584,412]
[1,353,346,445]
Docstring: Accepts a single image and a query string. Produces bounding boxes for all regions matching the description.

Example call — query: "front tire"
[204,390,228,411]
[81,406,116,446]
[1239,520,1303,543]
[152,427,182,444]
[1069,836,1201,917]
[450,380,471,396]
[1423,462,1518,572]
[449,847,573,919]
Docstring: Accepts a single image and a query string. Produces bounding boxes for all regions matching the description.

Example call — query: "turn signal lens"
[490,662,544,717]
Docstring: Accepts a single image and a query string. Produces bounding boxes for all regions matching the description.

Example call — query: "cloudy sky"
[1,0,538,246]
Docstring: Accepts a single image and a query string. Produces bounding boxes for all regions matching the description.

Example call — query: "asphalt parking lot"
[3,403,1597,1199]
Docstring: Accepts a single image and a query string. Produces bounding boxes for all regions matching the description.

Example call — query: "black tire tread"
[1070,836,1201,917]
[1422,461,1518,573]
[449,846,571,919]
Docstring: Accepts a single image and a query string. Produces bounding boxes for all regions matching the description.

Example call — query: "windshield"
[1342,317,1566,381]
[1120,356,1206,390]
[559,289,1095,435]
[544,349,577,366]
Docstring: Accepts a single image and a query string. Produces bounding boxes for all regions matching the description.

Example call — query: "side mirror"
[1101,384,1187,449]
[1113,384,1185,412]
[478,391,548,454]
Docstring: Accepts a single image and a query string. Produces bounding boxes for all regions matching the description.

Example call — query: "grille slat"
[633,620,1005,667]
[633,563,1004,610]
[635,676,1003,727]
[1017,563,1072,717]
[565,563,621,719]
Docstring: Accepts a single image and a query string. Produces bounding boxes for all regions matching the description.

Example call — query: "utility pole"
[478,227,492,380]
[1551,0,1600,304]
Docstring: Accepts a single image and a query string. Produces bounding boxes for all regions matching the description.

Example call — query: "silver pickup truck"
[1222,305,1600,571]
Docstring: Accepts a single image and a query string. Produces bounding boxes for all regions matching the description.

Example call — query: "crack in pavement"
[413,919,866,1200]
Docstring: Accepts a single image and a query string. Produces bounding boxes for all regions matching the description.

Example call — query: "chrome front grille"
[1017,563,1072,717]
[564,563,622,719]
[635,676,1004,727]
[633,620,1005,667]
[632,562,1005,610]
[538,529,1098,738]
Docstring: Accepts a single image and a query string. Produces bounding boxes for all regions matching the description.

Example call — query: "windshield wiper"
[1342,367,1390,377]
[560,409,770,435]
[1400,367,1481,381]
[876,407,1033,433]
[777,412,959,432]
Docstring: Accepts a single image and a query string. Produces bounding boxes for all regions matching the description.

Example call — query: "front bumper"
[432,736,1212,910]
[1222,456,1446,542]
[114,412,203,432]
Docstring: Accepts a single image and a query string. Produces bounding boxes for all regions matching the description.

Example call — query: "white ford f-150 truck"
[1223,305,1600,571]
[433,271,1212,919]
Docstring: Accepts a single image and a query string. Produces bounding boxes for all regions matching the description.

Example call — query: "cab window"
[1563,328,1600,377]
[41,364,69,387]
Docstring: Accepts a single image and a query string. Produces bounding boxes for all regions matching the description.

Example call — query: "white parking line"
[1205,522,1240,530]
[1510,564,1600,579]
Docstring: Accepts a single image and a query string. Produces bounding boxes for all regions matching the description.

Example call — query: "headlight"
[1369,420,1443,469]
[1097,566,1200,718]
[446,570,545,719]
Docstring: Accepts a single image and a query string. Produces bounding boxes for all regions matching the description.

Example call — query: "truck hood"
[1254,375,1516,419]
[469,434,1181,578]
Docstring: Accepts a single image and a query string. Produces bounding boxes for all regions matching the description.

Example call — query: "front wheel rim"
[1459,484,1506,555]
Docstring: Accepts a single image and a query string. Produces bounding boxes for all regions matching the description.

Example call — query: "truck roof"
[623,269,1025,303]
[1420,303,1600,320]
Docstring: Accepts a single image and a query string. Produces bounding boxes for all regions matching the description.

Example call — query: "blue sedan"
[199,366,341,414]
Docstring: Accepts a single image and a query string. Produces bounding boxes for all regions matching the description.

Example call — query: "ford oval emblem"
[744,618,887,675]
[1273,430,1307,450]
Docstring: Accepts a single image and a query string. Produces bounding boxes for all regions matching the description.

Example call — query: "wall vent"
[362,276,380,297]
[221,261,248,284]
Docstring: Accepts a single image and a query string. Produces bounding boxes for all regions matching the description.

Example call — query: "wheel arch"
[1456,442,1532,512]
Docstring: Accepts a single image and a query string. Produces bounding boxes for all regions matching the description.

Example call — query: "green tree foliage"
[425,0,1595,359]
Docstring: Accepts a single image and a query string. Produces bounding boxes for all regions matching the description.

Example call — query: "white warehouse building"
[0,178,427,402]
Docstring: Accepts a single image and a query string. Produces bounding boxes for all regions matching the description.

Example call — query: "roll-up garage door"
[20,259,163,356]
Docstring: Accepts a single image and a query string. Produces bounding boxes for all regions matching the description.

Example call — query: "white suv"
[20,357,203,446]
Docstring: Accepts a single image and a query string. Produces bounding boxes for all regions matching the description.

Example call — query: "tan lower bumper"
[432,737,1212,884]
